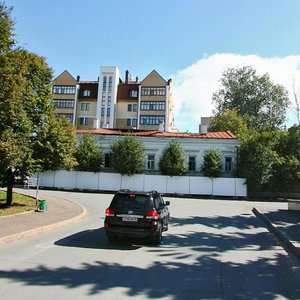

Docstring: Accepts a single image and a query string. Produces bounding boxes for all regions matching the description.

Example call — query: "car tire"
[150,224,162,245]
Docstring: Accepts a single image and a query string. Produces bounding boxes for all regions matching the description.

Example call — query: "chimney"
[158,120,165,132]
[93,118,99,129]
[201,125,208,134]
[125,70,131,84]
[77,75,80,82]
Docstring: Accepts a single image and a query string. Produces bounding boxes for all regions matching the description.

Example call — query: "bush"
[110,136,145,176]
[201,149,222,178]
[74,134,104,172]
[159,139,187,176]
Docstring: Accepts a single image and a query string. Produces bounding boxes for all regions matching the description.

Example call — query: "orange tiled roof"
[76,128,237,139]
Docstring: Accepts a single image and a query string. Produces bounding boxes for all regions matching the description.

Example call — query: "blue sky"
[5,0,300,132]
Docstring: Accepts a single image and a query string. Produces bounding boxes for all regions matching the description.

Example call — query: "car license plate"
[122,216,138,222]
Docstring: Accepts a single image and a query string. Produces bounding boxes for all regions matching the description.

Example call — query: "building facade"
[116,70,139,129]
[52,67,176,132]
[52,70,79,126]
[95,66,119,129]
[138,70,174,132]
[76,81,98,129]
[76,128,239,177]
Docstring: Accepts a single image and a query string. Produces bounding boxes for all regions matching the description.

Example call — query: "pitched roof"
[76,128,237,140]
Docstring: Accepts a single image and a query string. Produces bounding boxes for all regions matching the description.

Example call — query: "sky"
[4,0,300,132]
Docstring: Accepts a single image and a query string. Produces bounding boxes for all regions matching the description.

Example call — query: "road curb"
[252,207,300,259]
[0,202,87,244]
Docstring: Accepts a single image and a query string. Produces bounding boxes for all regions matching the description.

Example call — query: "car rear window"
[111,194,151,211]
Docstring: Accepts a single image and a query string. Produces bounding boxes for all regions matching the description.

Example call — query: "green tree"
[212,66,289,131]
[74,134,104,172]
[270,125,300,192]
[0,4,76,205]
[111,136,145,176]
[237,132,280,194]
[0,3,15,53]
[200,149,222,178]
[159,139,187,176]
[209,109,248,137]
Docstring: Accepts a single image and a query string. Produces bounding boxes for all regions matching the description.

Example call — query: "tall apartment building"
[52,67,175,132]
[96,66,119,129]
[52,70,79,126]
[138,70,174,131]
[116,70,139,129]
[76,80,98,129]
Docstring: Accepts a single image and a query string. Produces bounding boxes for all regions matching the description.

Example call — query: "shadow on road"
[54,228,141,250]
[2,212,300,299]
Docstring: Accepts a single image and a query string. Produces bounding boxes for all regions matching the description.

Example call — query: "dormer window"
[83,90,91,97]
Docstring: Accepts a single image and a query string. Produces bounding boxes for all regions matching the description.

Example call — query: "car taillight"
[105,208,115,217]
[145,210,158,220]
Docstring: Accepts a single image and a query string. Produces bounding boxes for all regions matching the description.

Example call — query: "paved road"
[1,190,300,300]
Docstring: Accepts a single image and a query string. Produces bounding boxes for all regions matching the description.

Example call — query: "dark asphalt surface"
[1,188,300,260]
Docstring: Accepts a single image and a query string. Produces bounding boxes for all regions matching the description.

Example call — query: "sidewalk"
[253,207,300,259]
[0,189,87,244]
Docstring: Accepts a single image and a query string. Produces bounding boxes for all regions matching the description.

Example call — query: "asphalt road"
[1,190,300,300]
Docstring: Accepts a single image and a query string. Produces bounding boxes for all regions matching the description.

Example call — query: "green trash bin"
[38,199,47,212]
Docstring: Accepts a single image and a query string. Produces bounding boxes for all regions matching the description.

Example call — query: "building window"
[127,104,137,112]
[102,95,106,105]
[129,90,138,98]
[56,113,73,122]
[104,153,112,168]
[147,155,155,170]
[103,76,107,91]
[108,76,112,91]
[107,108,111,116]
[108,96,111,106]
[225,157,232,172]
[188,156,196,171]
[53,85,76,95]
[53,99,74,108]
[83,90,91,97]
[140,115,165,125]
[127,118,137,127]
[101,108,105,116]
[80,103,90,111]
[140,101,165,111]
[141,87,166,96]
[79,117,89,125]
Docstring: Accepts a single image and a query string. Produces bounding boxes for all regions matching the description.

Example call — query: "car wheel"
[150,224,162,245]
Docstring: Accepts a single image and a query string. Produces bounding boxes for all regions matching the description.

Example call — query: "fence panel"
[38,170,247,197]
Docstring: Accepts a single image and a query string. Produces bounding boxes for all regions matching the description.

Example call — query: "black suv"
[104,190,170,245]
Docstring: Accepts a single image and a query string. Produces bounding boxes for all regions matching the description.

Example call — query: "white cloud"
[171,53,300,132]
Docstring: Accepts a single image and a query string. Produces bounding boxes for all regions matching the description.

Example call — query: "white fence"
[38,171,247,197]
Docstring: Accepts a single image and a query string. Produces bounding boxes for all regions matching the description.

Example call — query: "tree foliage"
[0,4,76,205]
[74,134,104,172]
[269,126,300,192]
[209,109,248,137]
[200,149,222,178]
[110,136,145,176]
[212,66,289,131]
[0,3,15,53]
[159,139,187,176]
[237,131,281,194]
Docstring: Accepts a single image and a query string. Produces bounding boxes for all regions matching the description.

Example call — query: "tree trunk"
[6,168,15,206]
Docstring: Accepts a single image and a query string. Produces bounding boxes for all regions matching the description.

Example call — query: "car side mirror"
[165,201,170,206]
